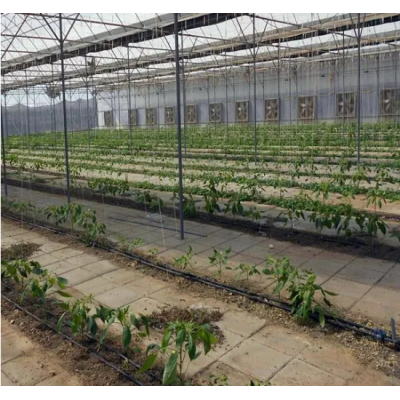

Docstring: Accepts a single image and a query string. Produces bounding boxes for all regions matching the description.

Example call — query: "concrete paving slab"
[300,258,347,277]
[322,277,372,299]
[377,270,400,291]
[251,326,311,356]
[74,276,119,296]
[11,232,42,241]
[270,359,346,386]
[241,244,277,259]
[1,331,34,364]
[348,258,396,273]
[1,371,16,386]
[82,259,119,275]
[228,253,265,267]
[298,342,362,381]
[1,237,19,247]
[361,286,400,307]
[216,237,257,253]
[216,310,266,338]
[30,253,62,267]
[336,264,386,286]
[220,339,291,381]
[124,276,169,297]
[45,260,81,275]
[64,253,99,267]
[127,297,166,315]
[101,268,143,285]
[314,250,355,264]
[2,355,54,386]
[350,300,400,325]
[174,241,212,255]
[148,287,198,308]
[50,248,85,260]
[94,286,142,308]
[61,268,98,287]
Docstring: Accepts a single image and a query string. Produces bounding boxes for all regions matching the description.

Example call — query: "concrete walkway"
[2,185,400,326]
[1,219,399,386]
[1,317,81,386]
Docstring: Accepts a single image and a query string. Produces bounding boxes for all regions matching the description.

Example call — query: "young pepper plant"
[174,246,194,271]
[209,248,231,278]
[263,256,337,327]
[94,305,149,353]
[227,263,260,282]
[139,321,217,385]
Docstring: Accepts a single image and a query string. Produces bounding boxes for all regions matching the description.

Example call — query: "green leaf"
[162,352,178,386]
[88,316,97,337]
[138,353,158,373]
[56,312,66,332]
[176,329,186,347]
[57,276,68,288]
[56,290,72,298]
[199,329,212,354]
[319,310,326,328]
[188,333,196,360]
[161,329,172,352]
[122,326,132,351]
[324,290,338,296]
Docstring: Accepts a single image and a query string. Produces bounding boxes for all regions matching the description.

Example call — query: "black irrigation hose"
[3,213,400,350]
[1,280,161,384]
[1,293,145,386]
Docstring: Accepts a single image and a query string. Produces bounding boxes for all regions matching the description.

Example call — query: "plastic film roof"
[1,13,399,93]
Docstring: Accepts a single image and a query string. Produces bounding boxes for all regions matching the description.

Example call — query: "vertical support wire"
[1,95,8,197]
[127,47,133,153]
[85,56,91,150]
[253,13,258,164]
[25,71,30,140]
[174,13,185,240]
[59,13,71,204]
[181,30,187,158]
[357,13,362,166]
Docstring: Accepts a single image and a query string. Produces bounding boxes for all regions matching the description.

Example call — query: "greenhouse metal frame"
[1,13,400,240]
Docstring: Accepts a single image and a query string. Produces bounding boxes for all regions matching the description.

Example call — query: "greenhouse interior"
[1,13,400,387]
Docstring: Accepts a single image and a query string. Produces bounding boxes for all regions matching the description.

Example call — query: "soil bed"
[148,305,224,343]
[2,242,42,261]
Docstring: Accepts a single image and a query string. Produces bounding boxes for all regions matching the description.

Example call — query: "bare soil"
[2,242,42,261]
[148,305,224,342]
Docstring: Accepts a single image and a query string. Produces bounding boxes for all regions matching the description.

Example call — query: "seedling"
[117,235,143,252]
[148,248,159,256]
[263,256,337,327]
[94,305,149,353]
[139,321,217,385]
[227,263,260,282]
[57,295,96,339]
[209,248,231,278]
[174,246,194,271]
[1,259,70,304]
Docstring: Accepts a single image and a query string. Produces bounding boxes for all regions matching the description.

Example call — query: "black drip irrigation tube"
[1,292,146,386]
[2,212,400,351]
[1,280,161,385]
